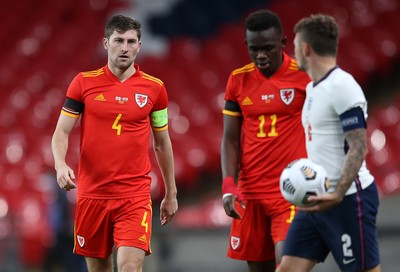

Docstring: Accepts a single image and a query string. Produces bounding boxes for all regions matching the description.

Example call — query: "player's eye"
[248,46,257,52]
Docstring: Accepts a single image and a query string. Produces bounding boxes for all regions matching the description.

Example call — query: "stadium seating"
[0,0,399,262]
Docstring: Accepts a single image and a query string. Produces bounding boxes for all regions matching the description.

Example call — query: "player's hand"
[160,193,178,226]
[298,192,343,213]
[222,195,245,219]
[221,176,244,219]
[55,164,77,191]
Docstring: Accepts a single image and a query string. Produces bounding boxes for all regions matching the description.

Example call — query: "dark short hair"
[294,14,338,56]
[245,9,282,35]
[105,15,142,40]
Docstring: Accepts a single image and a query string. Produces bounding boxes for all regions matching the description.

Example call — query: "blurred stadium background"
[0,0,399,271]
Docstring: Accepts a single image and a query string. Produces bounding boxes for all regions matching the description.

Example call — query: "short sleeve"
[66,73,84,102]
[224,73,238,103]
[331,73,367,116]
[153,83,168,112]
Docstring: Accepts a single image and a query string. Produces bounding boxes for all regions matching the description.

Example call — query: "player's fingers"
[56,176,67,189]
[232,209,242,219]
[223,203,235,217]
[160,211,170,222]
[58,177,76,191]
[228,207,242,220]
[299,202,325,213]
[65,181,77,191]
[69,170,76,180]
[160,213,174,226]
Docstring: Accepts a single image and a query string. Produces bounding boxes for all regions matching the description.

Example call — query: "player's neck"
[308,56,336,83]
[108,63,136,83]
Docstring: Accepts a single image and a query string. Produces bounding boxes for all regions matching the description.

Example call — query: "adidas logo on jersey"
[242,96,253,106]
[139,234,147,243]
[94,94,106,101]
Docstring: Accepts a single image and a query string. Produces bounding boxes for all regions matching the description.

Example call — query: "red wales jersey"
[63,64,168,199]
[223,53,310,199]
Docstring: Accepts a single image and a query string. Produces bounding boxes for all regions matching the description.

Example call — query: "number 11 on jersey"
[257,114,278,138]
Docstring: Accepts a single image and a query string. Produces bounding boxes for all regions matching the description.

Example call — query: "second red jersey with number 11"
[223,53,310,199]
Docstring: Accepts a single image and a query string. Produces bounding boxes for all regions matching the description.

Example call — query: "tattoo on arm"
[336,128,368,197]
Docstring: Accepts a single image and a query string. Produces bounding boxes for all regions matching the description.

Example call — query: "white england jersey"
[302,67,374,195]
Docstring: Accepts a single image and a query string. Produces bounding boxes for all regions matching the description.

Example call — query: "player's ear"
[303,43,311,57]
[281,35,287,47]
[103,37,109,50]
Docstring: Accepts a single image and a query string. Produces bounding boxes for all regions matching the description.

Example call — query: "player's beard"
[297,56,308,71]
[113,57,134,70]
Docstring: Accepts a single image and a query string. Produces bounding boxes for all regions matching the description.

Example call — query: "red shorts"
[227,198,296,262]
[73,196,152,258]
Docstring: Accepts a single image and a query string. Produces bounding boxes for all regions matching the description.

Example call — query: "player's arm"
[301,107,367,212]
[51,100,81,191]
[335,127,368,197]
[221,100,243,219]
[153,129,178,226]
[151,109,178,226]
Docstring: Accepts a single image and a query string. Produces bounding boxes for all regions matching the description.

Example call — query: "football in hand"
[279,158,330,207]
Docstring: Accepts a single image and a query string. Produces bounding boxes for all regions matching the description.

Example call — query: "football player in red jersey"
[51,15,178,272]
[221,9,310,271]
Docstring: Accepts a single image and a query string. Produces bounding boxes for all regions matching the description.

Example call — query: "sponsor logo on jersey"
[261,94,275,103]
[77,235,85,247]
[280,88,294,105]
[116,96,129,104]
[242,96,253,106]
[230,236,240,250]
[135,94,148,108]
[95,93,106,101]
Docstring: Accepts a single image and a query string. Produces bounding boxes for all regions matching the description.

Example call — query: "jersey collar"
[312,66,338,87]
[104,64,142,83]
